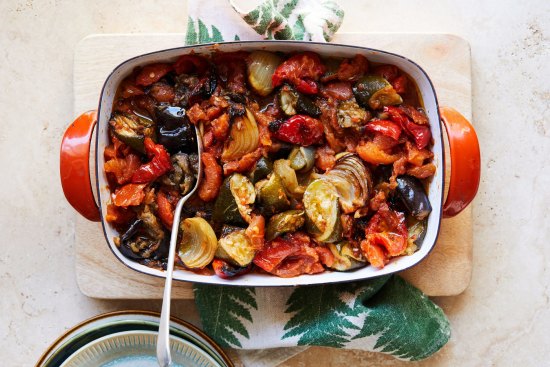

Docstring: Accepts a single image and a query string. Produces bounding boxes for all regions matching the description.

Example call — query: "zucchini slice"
[216,228,256,267]
[303,179,341,243]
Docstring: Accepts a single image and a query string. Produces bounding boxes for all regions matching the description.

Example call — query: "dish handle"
[439,106,481,218]
[60,110,101,221]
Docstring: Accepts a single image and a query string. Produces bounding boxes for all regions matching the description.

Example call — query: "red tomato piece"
[391,75,408,94]
[131,138,172,184]
[365,120,402,140]
[253,238,297,273]
[104,153,141,185]
[135,63,172,86]
[156,191,174,229]
[373,65,399,82]
[384,106,431,149]
[323,81,353,100]
[337,54,369,82]
[149,83,175,103]
[270,115,324,146]
[361,203,408,268]
[112,183,146,207]
[272,52,325,95]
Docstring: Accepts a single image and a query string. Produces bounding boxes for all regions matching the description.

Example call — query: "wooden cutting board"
[73,33,473,299]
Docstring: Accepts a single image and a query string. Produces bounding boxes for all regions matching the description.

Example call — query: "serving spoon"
[156,126,203,367]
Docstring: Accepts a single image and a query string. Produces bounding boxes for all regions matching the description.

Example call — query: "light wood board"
[74,33,473,299]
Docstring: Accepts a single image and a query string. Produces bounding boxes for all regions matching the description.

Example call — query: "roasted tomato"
[135,63,172,86]
[360,203,408,268]
[104,153,141,185]
[131,138,173,184]
[269,115,324,146]
[174,54,210,75]
[112,183,147,207]
[272,52,326,94]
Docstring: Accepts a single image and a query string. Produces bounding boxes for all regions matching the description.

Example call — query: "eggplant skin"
[395,175,432,220]
[155,105,197,154]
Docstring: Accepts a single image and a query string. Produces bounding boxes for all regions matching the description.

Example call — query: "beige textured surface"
[1,1,549,366]
[74,32,472,299]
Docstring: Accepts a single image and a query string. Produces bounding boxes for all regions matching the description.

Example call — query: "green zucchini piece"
[288,146,316,172]
[256,173,290,216]
[229,173,256,223]
[249,156,273,184]
[353,75,403,110]
[273,159,305,197]
[216,228,255,267]
[303,179,341,243]
[212,176,246,226]
[265,210,305,241]
[328,242,366,271]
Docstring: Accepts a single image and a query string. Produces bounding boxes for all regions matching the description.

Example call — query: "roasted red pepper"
[135,63,172,86]
[174,54,210,75]
[156,191,175,229]
[272,52,325,94]
[360,203,408,268]
[269,115,324,146]
[112,183,147,207]
[384,106,431,149]
[365,120,402,140]
[131,138,172,184]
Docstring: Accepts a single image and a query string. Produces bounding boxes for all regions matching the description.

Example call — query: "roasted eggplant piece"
[178,217,218,268]
[212,174,255,226]
[155,105,197,154]
[336,100,370,129]
[109,113,156,153]
[247,51,282,96]
[221,108,259,162]
[328,242,366,271]
[395,175,432,220]
[278,85,321,117]
[117,206,167,260]
[353,75,402,110]
[288,146,315,173]
[216,228,256,266]
[303,179,342,243]
[256,173,291,216]
[265,210,306,241]
[161,152,198,196]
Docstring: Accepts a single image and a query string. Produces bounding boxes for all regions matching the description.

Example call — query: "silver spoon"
[156,126,203,367]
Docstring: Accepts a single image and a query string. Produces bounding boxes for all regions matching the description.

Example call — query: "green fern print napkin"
[187,0,451,360]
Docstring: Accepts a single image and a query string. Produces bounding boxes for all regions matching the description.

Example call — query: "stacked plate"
[36,311,233,367]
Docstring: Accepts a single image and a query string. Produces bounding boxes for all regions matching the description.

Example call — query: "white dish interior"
[95,41,443,286]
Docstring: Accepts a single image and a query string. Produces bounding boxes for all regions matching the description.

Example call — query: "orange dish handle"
[60,110,101,222]
[439,106,481,218]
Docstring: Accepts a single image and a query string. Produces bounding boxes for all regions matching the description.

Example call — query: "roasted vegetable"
[222,108,259,162]
[212,174,253,226]
[178,217,217,268]
[155,105,197,154]
[247,51,282,96]
[337,100,370,129]
[249,156,273,184]
[395,175,432,220]
[269,115,324,146]
[288,146,315,172]
[161,153,198,196]
[131,138,172,184]
[408,218,427,249]
[229,173,256,223]
[328,242,366,271]
[324,153,372,213]
[353,75,402,110]
[303,179,341,243]
[278,85,321,117]
[273,159,304,197]
[265,210,306,241]
[109,113,155,153]
[216,228,256,266]
[272,52,325,94]
[212,258,252,279]
[256,173,291,216]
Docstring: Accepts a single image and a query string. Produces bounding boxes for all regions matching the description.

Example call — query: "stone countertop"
[1,0,548,366]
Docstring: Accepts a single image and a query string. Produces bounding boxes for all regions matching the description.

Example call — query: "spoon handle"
[156,198,186,367]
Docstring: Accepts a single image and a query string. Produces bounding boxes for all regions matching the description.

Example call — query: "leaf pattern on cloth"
[352,276,451,360]
[282,276,389,347]
[193,285,257,348]
[230,0,344,41]
[186,17,234,45]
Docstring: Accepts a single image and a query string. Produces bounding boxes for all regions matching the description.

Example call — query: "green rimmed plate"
[59,330,220,367]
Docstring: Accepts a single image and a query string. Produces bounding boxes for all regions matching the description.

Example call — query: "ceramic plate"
[59,330,221,367]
